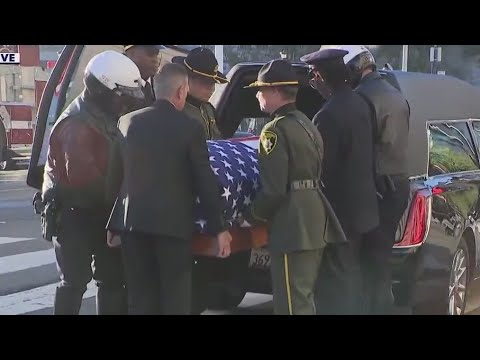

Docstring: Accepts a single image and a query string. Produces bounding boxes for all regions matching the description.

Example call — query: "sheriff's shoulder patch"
[260,130,277,155]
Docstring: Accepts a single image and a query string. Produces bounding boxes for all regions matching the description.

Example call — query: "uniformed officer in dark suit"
[123,45,164,107]
[106,63,232,315]
[300,48,379,314]
[339,45,410,314]
[172,47,228,140]
[237,59,347,315]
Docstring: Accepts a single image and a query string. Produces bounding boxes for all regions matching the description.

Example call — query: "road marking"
[0,237,36,245]
[0,200,32,209]
[0,249,55,274]
[0,187,32,193]
[0,281,96,315]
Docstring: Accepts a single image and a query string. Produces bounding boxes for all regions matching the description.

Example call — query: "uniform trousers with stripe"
[270,249,323,315]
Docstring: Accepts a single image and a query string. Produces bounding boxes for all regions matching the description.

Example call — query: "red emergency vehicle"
[0,102,37,170]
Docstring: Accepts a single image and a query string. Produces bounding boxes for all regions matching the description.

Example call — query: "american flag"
[194,139,261,233]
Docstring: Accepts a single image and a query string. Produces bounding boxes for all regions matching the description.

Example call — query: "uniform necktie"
[143,81,154,103]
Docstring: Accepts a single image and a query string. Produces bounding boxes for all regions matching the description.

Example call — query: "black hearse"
[27,45,480,315]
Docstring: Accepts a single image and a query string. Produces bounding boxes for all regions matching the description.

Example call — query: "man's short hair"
[154,63,188,98]
[277,85,298,101]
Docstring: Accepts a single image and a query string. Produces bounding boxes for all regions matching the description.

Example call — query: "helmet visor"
[114,80,145,100]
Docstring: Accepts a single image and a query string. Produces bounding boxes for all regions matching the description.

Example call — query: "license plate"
[249,248,271,269]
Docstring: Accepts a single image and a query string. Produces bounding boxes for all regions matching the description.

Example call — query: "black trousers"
[315,231,363,315]
[53,208,127,315]
[121,232,192,315]
[361,177,410,315]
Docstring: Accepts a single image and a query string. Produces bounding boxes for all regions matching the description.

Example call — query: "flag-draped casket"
[192,139,268,256]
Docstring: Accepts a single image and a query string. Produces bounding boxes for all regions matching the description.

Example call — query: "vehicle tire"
[411,238,470,315]
[207,251,249,310]
[0,157,13,171]
[0,127,12,171]
[447,238,470,315]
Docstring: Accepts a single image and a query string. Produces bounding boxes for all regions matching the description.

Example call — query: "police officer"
[300,47,379,314]
[338,45,410,314]
[172,47,230,313]
[172,47,228,140]
[123,45,164,107]
[42,50,145,315]
[237,59,347,315]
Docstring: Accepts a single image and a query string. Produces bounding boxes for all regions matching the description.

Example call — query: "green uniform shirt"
[244,103,335,253]
[182,95,223,140]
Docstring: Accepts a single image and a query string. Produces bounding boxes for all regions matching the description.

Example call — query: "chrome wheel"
[448,247,468,315]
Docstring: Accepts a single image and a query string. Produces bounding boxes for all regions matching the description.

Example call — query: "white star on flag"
[236,157,245,166]
[222,186,232,202]
[239,169,247,178]
[253,178,259,191]
[221,159,232,169]
[195,219,207,229]
[194,140,263,233]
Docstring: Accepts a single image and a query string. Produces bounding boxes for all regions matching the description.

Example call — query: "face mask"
[309,67,332,99]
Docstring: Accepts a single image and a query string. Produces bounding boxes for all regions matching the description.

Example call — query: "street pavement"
[1,169,479,315]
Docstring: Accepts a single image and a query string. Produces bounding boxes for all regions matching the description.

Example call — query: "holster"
[35,185,61,243]
[41,200,59,242]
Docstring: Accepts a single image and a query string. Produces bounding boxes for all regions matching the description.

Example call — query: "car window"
[236,117,269,137]
[470,121,480,153]
[428,121,479,176]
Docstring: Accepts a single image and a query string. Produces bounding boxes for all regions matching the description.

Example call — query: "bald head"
[154,63,189,110]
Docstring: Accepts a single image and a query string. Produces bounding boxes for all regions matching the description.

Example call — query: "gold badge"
[260,130,277,155]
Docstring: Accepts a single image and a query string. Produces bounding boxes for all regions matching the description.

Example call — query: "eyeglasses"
[308,67,320,89]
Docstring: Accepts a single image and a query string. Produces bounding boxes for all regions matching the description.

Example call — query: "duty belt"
[290,179,321,191]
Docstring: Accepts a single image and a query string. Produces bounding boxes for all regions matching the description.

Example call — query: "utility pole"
[402,45,409,71]
[214,45,224,73]
[430,45,442,74]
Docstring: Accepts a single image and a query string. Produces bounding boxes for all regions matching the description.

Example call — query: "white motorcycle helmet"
[320,45,376,87]
[84,50,145,101]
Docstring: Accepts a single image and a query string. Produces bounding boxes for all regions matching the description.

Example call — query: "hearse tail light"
[394,189,432,248]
